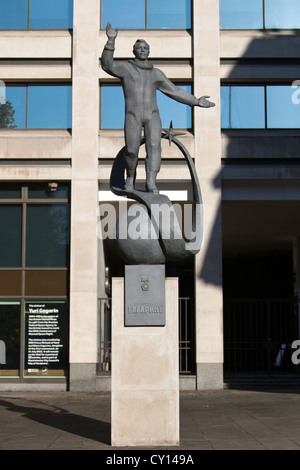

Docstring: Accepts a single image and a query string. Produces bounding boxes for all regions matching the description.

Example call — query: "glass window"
[0,85,71,129]
[30,0,73,29]
[0,272,22,296]
[101,84,192,129]
[101,86,125,129]
[0,0,73,30]
[220,0,263,29]
[26,204,70,267]
[221,86,265,128]
[157,85,192,128]
[1,86,26,129]
[28,183,69,199]
[267,86,300,128]
[0,184,21,199]
[101,0,145,29]
[0,302,20,377]
[0,205,22,267]
[0,0,28,29]
[147,0,191,29]
[220,0,300,30]
[221,85,300,129]
[101,0,190,29]
[25,270,68,296]
[27,85,72,129]
[265,0,300,28]
[0,184,70,381]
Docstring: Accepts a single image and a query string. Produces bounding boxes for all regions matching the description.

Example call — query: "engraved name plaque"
[125,265,165,326]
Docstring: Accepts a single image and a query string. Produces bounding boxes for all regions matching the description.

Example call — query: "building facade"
[0,0,299,391]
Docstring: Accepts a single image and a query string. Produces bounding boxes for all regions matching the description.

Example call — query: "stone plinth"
[111,276,179,447]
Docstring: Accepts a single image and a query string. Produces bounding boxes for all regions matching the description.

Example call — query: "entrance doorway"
[222,200,300,377]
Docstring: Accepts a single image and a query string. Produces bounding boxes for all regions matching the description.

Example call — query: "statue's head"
[133,39,150,60]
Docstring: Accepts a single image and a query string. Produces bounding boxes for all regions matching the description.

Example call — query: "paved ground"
[0,387,300,451]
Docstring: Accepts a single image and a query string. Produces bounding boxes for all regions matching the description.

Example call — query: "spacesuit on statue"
[101,23,215,193]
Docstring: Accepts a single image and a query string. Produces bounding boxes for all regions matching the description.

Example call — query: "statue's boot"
[125,175,135,191]
[146,171,159,193]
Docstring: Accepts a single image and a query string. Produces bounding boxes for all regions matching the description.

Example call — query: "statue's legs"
[144,113,162,193]
[124,114,142,190]
[124,112,162,193]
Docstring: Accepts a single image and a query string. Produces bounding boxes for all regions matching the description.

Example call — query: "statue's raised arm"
[101,22,124,78]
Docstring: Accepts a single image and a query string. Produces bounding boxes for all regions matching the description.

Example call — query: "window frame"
[220,0,300,30]
[0,82,72,130]
[221,83,300,130]
[0,0,73,30]
[100,0,192,31]
[0,183,70,382]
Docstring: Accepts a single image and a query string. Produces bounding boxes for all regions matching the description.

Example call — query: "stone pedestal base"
[111,277,179,447]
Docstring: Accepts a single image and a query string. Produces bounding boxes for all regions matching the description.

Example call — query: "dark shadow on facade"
[197,31,300,381]
[199,30,300,287]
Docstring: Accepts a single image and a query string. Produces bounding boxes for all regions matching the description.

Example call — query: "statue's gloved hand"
[106,22,118,40]
[197,96,215,108]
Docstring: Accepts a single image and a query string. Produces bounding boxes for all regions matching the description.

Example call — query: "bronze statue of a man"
[101,23,215,193]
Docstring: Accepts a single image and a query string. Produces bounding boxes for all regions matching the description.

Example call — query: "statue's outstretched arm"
[157,70,215,108]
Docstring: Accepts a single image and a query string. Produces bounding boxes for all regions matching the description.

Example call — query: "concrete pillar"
[69,0,100,391]
[193,0,224,389]
[111,277,179,447]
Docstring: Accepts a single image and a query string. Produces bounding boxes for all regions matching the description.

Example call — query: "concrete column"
[193,0,224,389]
[69,0,100,391]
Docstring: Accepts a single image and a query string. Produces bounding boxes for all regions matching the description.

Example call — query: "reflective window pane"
[265,0,300,28]
[147,0,191,29]
[267,86,300,128]
[30,0,73,29]
[28,183,69,199]
[0,271,22,296]
[1,86,26,129]
[25,270,68,296]
[157,85,192,128]
[101,86,124,129]
[0,0,28,29]
[101,0,145,29]
[220,0,263,29]
[0,302,20,377]
[26,204,70,267]
[0,205,22,267]
[221,86,265,128]
[0,184,21,199]
[27,85,72,129]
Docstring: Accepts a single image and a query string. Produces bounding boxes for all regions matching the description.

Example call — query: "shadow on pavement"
[0,397,111,446]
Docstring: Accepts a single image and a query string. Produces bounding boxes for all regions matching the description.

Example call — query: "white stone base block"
[111,277,179,447]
